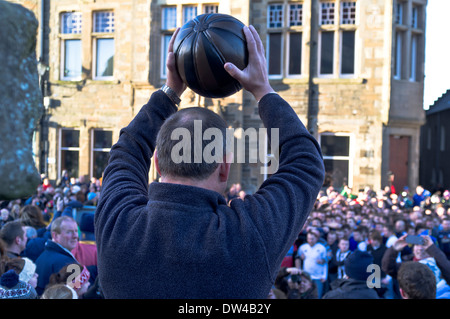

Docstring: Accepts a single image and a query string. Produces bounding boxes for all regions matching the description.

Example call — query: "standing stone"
[0,0,43,200]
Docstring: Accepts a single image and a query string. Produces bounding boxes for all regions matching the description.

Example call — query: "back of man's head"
[156,107,228,180]
[398,261,436,299]
[0,220,24,246]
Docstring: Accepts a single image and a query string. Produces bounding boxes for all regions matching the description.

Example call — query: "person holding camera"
[381,234,450,298]
[272,267,318,299]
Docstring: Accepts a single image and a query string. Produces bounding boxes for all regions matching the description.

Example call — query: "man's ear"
[154,149,161,176]
[399,288,408,299]
[218,162,231,183]
[218,153,232,183]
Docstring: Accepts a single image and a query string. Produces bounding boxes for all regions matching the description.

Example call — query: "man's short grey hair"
[156,107,228,180]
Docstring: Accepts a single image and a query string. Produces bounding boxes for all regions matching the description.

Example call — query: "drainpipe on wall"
[307,0,319,140]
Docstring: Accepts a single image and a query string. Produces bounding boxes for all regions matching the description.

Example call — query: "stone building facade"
[10,0,427,194]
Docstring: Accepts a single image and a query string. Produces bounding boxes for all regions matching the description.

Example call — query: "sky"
[423,1,450,109]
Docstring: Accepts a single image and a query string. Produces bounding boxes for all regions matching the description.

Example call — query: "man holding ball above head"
[95,24,324,299]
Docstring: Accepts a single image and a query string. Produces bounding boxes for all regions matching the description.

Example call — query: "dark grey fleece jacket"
[95,90,324,299]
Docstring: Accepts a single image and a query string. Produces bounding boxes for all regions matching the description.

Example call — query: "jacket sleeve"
[230,93,325,275]
[426,244,450,285]
[95,90,177,242]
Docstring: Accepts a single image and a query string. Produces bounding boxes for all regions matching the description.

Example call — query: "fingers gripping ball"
[173,13,248,98]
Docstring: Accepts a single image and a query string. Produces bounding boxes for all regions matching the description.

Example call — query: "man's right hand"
[165,28,186,98]
[393,234,409,252]
[224,25,275,102]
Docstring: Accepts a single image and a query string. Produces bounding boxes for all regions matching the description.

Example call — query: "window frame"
[394,31,403,80]
[339,29,356,77]
[58,128,80,180]
[267,2,305,79]
[160,6,177,79]
[318,1,358,78]
[159,4,219,80]
[92,10,115,81]
[318,30,335,77]
[395,1,404,25]
[59,12,83,81]
[286,31,303,77]
[90,129,113,179]
[182,5,198,24]
[411,5,418,28]
[203,4,219,14]
[319,132,354,188]
[409,34,417,82]
[267,32,284,78]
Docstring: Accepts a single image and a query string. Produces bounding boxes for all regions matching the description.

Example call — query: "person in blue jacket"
[94,25,325,298]
[34,216,79,295]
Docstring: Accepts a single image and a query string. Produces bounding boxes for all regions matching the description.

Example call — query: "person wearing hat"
[0,257,38,299]
[0,269,38,299]
[323,250,379,299]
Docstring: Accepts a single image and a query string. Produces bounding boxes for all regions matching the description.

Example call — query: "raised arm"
[225,25,325,271]
[95,29,184,239]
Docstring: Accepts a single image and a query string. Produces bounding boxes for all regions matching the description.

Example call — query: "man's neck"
[160,174,224,195]
[7,246,21,256]
[7,249,20,257]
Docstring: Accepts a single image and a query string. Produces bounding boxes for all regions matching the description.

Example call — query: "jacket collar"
[45,240,77,260]
[148,182,227,210]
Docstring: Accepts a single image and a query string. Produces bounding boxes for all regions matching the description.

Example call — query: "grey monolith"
[0,0,43,200]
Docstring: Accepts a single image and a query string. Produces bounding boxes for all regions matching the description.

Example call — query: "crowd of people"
[271,184,450,299]
[0,172,101,299]
[1,172,450,299]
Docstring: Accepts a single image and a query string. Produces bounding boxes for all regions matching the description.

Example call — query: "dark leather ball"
[173,13,248,98]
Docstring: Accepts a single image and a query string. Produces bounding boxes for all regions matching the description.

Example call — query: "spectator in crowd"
[367,230,388,297]
[397,261,436,299]
[41,283,78,299]
[19,205,48,234]
[0,257,38,290]
[367,230,387,275]
[0,269,37,299]
[19,205,51,262]
[395,219,407,237]
[413,185,428,207]
[323,250,379,299]
[382,224,398,248]
[0,220,27,259]
[382,234,450,299]
[1,208,14,228]
[437,217,450,260]
[46,263,91,299]
[328,237,351,286]
[272,267,317,299]
[349,225,369,251]
[297,270,318,299]
[35,216,79,295]
[296,230,328,298]
[57,170,70,188]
